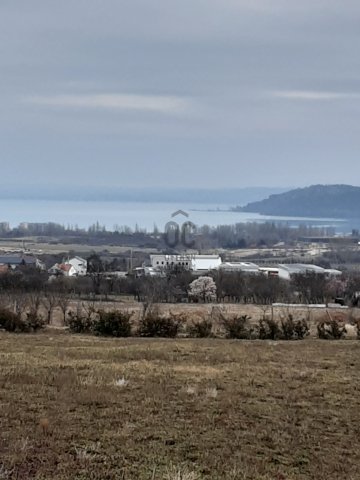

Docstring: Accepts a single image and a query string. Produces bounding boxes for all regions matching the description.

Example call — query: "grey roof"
[0,255,37,265]
[220,262,260,272]
[278,264,331,274]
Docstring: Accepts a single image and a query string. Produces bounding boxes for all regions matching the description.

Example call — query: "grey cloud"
[25,94,192,114]
[1,0,360,188]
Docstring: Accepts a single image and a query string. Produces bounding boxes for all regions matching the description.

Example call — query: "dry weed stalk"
[164,465,200,480]
[185,385,197,395]
[114,376,129,387]
[0,464,11,480]
[39,417,50,435]
[205,386,218,399]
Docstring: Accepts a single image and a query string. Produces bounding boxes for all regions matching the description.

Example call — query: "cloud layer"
[1,0,360,188]
[25,94,191,114]
[272,91,360,101]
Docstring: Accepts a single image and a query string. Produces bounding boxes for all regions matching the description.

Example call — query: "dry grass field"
[1,332,360,479]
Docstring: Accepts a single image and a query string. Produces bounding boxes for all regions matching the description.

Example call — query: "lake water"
[0,199,354,233]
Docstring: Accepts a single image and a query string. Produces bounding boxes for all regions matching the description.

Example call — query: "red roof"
[0,264,9,274]
[58,263,72,272]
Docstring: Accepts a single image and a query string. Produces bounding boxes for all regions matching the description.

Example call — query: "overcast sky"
[1,0,360,189]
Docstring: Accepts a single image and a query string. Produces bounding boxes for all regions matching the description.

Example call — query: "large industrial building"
[275,263,342,280]
[147,254,342,280]
[150,254,222,272]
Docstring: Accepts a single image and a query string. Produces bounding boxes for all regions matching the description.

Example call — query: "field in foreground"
[1,333,360,480]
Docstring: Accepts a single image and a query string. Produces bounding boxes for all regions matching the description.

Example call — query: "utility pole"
[129,248,133,273]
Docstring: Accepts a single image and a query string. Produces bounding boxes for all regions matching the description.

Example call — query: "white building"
[150,254,222,272]
[193,255,222,271]
[48,256,87,277]
[277,264,342,281]
[48,263,77,277]
[68,256,87,276]
[220,262,260,274]
[258,267,281,277]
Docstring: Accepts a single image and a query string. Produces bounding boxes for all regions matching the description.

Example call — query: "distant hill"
[237,185,360,219]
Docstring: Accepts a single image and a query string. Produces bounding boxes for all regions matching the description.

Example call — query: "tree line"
[0,220,339,249]
[1,265,360,308]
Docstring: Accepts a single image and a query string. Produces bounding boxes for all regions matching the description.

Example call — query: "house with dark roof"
[0,255,45,270]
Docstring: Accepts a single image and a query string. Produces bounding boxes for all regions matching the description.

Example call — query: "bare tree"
[28,293,42,318]
[0,292,12,310]
[57,294,71,325]
[82,300,97,322]
[87,253,106,295]
[42,293,59,325]
[11,293,28,317]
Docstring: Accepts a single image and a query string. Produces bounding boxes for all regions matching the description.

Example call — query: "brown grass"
[1,331,360,479]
